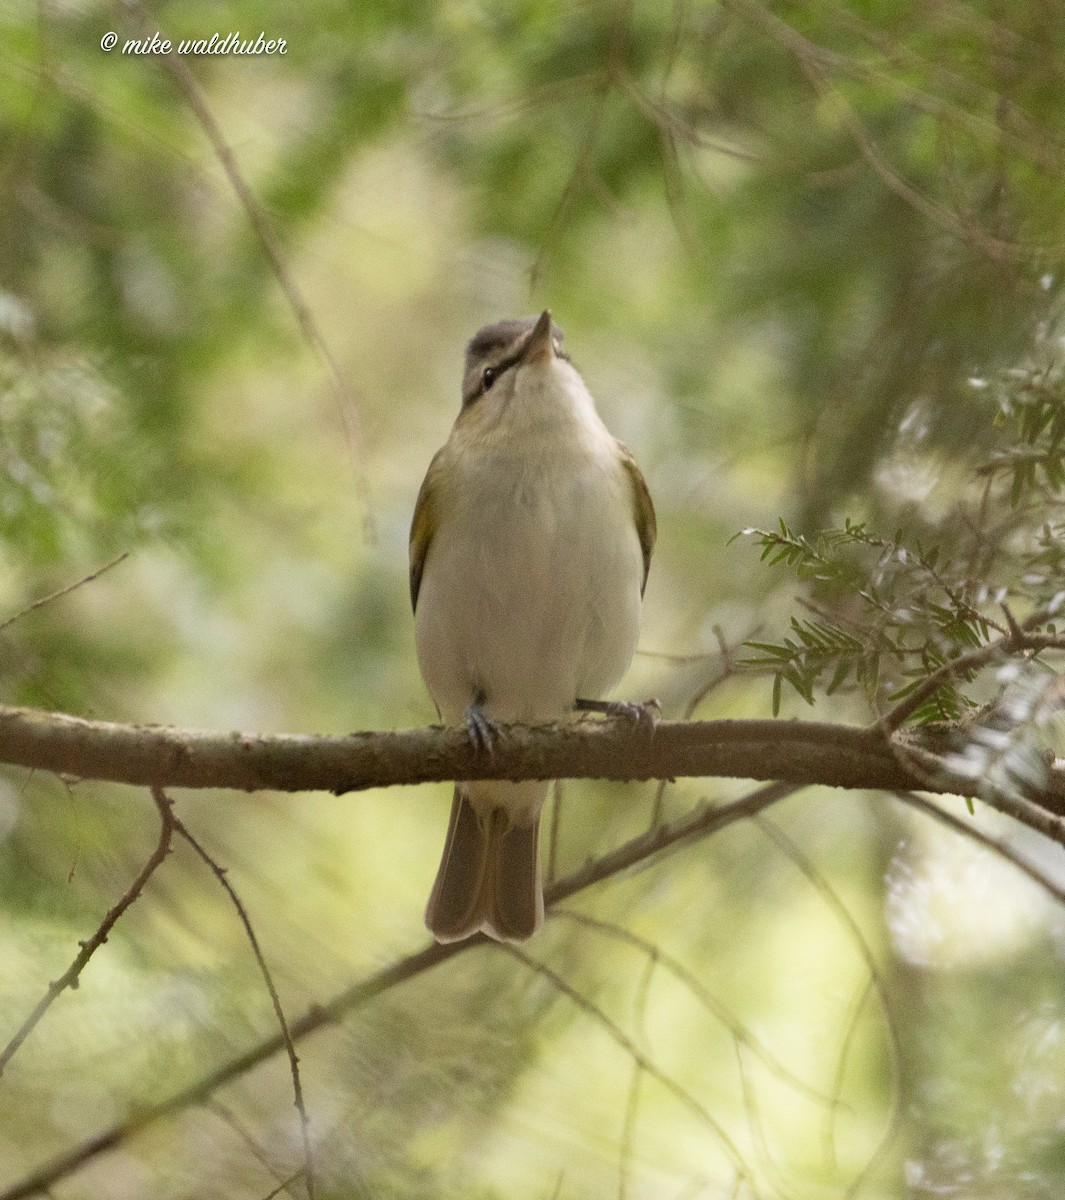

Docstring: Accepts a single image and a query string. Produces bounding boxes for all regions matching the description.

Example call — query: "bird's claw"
[609,698,661,730]
[465,700,500,754]
[575,697,661,730]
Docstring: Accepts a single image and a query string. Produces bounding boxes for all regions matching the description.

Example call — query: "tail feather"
[425,787,489,943]
[425,786,544,944]
[483,808,543,943]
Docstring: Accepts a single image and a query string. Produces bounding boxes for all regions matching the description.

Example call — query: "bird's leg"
[574,697,661,729]
[465,689,500,754]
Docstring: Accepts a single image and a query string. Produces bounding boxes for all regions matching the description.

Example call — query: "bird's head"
[459,310,576,418]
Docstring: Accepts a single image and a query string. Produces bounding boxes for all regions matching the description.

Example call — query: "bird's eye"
[482,366,497,391]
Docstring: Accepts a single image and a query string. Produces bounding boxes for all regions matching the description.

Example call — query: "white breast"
[415,366,644,725]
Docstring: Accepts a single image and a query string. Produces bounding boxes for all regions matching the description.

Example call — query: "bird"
[410,309,655,943]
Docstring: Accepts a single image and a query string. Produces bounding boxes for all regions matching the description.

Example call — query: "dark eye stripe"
[463,346,526,408]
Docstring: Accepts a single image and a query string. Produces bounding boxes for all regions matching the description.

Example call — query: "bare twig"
[557,910,835,1105]
[2,702,1065,833]
[731,1041,778,1194]
[618,945,658,1198]
[413,72,604,125]
[504,945,754,1186]
[208,1102,306,1200]
[631,937,658,1048]
[892,790,1065,906]
[529,83,611,292]
[0,552,129,635]
[892,738,1065,845]
[823,977,873,1174]
[259,1172,306,1200]
[618,1059,644,1200]
[752,817,903,1199]
[0,785,173,1078]
[166,799,316,1200]
[530,0,637,291]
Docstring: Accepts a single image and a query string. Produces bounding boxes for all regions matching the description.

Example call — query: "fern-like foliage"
[738,304,1065,733]
[739,520,991,719]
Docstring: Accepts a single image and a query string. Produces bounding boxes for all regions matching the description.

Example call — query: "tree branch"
[2,703,1063,818]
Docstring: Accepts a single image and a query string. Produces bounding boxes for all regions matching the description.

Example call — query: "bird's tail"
[425,783,546,943]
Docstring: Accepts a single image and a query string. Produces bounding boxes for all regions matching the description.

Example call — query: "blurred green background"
[1,0,1065,1196]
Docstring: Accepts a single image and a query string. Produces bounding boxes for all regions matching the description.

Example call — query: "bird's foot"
[574,697,661,730]
[464,693,500,755]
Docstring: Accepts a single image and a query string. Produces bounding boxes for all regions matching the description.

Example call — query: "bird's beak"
[522,309,555,364]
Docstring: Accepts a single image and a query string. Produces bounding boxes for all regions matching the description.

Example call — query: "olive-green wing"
[409,450,447,613]
[619,443,656,596]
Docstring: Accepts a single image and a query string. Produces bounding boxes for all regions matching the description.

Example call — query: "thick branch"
[1,704,1064,817]
[3,703,1065,809]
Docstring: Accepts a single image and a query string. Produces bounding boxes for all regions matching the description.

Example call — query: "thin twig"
[413,72,604,125]
[620,950,657,1197]
[729,1037,795,1199]
[259,1172,306,1200]
[208,1101,306,1200]
[166,799,317,1200]
[504,945,755,1187]
[557,910,836,1106]
[752,816,903,1200]
[893,738,1065,845]
[618,1060,644,1200]
[530,0,636,291]
[822,976,873,1175]
[892,790,1065,906]
[0,552,129,635]
[631,942,658,1049]
[529,82,611,292]
[0,784,173,1078]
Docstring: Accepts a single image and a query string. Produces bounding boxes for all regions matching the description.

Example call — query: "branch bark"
[2,704,1064,817]
[6,706,864,791]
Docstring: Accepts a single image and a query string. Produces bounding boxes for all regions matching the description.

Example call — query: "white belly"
[415,437,644,725]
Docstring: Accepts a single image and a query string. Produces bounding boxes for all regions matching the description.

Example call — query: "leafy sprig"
[739,308,1065,728]
[739,521,990,719]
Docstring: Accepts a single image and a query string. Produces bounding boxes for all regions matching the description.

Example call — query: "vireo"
[411,310,656,942]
